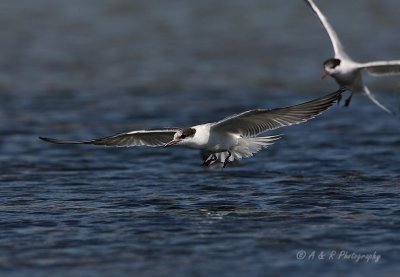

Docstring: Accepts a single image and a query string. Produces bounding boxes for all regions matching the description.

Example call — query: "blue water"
[1,1,400,276]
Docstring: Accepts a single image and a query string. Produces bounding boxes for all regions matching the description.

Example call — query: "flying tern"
[40,89,344,167]
[305,0,400,114]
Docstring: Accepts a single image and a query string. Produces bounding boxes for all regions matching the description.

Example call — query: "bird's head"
[322,58,341,78]
[164,128,197,147]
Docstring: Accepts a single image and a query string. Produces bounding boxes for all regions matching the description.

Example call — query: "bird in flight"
[40,89,344,168]
[304,0,400,114]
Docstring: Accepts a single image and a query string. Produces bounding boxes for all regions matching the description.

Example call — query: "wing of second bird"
[359,60,400,77]
[304,0,349,59]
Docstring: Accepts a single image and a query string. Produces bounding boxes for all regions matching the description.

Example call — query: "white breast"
[184,123,239,152]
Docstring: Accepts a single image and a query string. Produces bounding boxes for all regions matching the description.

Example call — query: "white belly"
[204,131,239,152]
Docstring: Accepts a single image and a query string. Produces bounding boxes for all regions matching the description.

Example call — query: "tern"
[40,89,344,167]
[305,0,400,113]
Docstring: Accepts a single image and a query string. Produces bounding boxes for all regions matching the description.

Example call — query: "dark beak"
[164,139,180,147]
[321,70,330,79]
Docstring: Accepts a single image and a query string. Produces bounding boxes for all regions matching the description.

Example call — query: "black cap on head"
[323,58,341,69]
[179,128,196,139]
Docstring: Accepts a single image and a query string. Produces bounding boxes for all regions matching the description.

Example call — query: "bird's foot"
[202,154,218,167]
[222,151,232,168]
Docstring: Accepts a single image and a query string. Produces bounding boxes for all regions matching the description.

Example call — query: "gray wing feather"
[211,89,344,137]
[39,128,181,147]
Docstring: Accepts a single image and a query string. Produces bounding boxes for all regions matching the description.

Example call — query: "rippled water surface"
[1,1,400,276]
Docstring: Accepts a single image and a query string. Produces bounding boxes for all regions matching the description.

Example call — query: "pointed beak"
[321,70,330,79]
[164,139,180,147]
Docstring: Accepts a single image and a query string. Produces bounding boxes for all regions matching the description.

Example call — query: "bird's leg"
[344,92,353,107]
[223,151,232,168]
[207,154,218,166]
[202,157,210,166]
[202,154,217,167]
[337,93,342,106]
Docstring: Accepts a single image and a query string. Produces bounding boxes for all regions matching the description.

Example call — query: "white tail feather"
[363,85,394,114]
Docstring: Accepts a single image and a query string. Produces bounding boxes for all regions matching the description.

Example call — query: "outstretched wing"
[39,128,181,147]
[359,60,400,77]
[304,0,349,59]
[210,88,344,137]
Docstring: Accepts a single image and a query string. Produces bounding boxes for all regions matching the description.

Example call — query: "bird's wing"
[358,60,400,76]
[39,128,182,147]
[210,89,344,137]
[362,86,394,114]
[304,0,349,59]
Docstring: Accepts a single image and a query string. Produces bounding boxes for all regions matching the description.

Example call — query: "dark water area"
[1,1,400,276]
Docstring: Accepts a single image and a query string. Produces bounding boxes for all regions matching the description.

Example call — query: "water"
[1,1,400,276]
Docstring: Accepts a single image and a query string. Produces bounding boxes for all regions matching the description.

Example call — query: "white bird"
[304,0,400,114]
[40,89,344,167]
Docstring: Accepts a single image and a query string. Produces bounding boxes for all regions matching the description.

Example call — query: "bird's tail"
[363,85,394,115]
[232,135,282,160]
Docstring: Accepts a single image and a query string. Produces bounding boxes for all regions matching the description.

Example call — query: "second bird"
[305,0,400,114]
